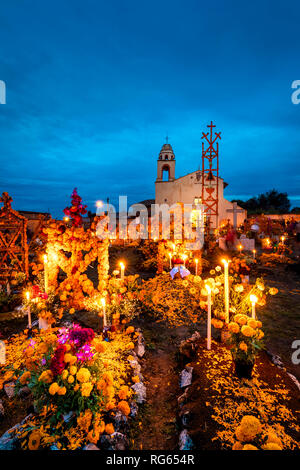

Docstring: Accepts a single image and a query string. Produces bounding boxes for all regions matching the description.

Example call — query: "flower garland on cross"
[63,188,87,227]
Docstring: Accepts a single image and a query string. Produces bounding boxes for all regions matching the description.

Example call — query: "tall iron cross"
[226,202,244,228]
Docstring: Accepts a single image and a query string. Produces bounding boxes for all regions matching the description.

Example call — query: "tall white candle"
[195,258,198,276]
[168,253,172,269]
[222,259,230,323]
[183,254,187,267]
[25,291,32,328]
[43,254,48,293]
[250,295,257,319]
[253,249,256,259]
[101,297,106,327]
[119,262,125,281]
[205,284,212,350]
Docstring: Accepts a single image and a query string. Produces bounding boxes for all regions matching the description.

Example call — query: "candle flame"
[205,284,211,295]
[119,261,125,269]
[43,254,48,263]
[195,258,198,263]
[168,252,172,258]
[25,291,30,301]
[222,258,229,266]
[100,297,106,307]
[250,294,258,304]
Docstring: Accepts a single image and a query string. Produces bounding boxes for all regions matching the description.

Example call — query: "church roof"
[160,143,173,152]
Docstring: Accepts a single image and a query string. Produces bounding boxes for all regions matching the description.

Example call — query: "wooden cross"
[226,202,244,228]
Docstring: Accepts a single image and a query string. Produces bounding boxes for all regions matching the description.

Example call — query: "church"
[155,139,246,230]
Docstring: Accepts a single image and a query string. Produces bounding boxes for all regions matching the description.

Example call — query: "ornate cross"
[0,192,12,210]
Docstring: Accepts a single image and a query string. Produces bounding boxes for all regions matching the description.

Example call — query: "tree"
[290,207,300,214]
[232,190,291,215]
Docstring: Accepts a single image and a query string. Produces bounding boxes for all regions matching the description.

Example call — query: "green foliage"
[233,189,291,214]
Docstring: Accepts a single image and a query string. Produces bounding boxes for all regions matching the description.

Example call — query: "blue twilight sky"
[0,0,300,218]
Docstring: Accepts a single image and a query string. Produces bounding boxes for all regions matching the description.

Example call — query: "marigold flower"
[228,322,240,334]
[76,367,91,383]
[239,342,248,352]
[19,370,31,385]
[118,400,131,416]
[62,370,68,380]
[247,319,257,329]
[49,382,59,395]
[127,342,135,350]
[242,444,258,450]
[58,386,67,395]
[236,415,262,442]
[118,385,129,400]
[81,382,93,397]
[28,431,41,450]
[94,340,107,353]
[64,353,72,363]
[269,287,278,295]
[39,370,53,384]
[69,365,77,375]
[102,372,114,385]
[126,326,135,334]
[241,325,255,338]
[232,441,243,450]
[265,431,282,447]
[68,375,74,384]
[105,423,115,434]
[106,400,115,411]
[262,442,282,450]
[132,375,140,383]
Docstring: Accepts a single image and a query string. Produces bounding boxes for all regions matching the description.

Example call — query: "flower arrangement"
[1,323,139,450]
[227,316,264,378]
[139,273,204,326]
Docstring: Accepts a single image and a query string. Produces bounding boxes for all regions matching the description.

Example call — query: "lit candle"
[172,243,176,253]
[222,259,230,323]
[253,249,256,259]
[280,236,285,243]
[195,258,198,276]
[43,254,48,293]
[238,244,243,254]
[25,291,32,329]
[205,284,212,350]
[250,294,258,319]
[182,254,187,267]
[168,252,172,269]
[100,297,106,327]
[119,262,125,281]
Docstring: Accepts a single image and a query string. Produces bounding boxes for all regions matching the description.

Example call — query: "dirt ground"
[0,245,299,450]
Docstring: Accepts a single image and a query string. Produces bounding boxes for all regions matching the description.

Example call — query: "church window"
[162,164,170,181]
[164,155,168,160]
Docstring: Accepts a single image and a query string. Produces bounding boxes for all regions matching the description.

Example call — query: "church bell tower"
[156,139,175,182]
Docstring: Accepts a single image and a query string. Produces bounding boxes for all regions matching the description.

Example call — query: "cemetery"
[1,2,300,456]
[0,178,299,451]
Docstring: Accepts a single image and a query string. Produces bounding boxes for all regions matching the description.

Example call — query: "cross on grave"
[226,202,244,228]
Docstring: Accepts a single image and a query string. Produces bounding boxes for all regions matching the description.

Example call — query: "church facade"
[155,142,246,229]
